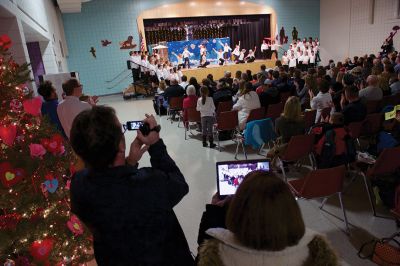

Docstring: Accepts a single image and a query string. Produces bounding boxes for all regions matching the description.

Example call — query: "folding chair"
[365,100,382,114]
[320,107,331,122]
[214,110,239,152]
[361,113,383,137]
[167,96,184,126]
[265,102,284,122]
[359,147,400,217]
[247,107,265,123]
[280,91,291,103]
[277,134,316,182]
[304,109,317,130]
[184,108,201,140]
[347,121,363,148]
[216,100,233,115]
[288,165,349,232]
[241,118,276,158]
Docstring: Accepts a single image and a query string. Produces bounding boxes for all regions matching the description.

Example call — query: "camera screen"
[216,159,270,196]
[126,121,143,130]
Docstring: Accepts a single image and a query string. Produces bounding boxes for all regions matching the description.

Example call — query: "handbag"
[358,232,400,265]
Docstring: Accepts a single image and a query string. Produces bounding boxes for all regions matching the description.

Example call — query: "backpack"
[318,128,356,168]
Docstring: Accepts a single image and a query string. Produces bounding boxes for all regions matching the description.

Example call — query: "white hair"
[186,85,196,96]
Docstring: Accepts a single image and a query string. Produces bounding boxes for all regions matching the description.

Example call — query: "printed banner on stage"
[167,37,230,66]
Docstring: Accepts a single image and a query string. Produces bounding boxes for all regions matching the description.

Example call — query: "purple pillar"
[26,42,45,85]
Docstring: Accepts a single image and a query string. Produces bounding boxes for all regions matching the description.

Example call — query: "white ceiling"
[57,0,92,13]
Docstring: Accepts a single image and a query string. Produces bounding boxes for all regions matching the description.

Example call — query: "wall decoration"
[90,47,96,58]
[101,40,112,47]
[119,36,137,49]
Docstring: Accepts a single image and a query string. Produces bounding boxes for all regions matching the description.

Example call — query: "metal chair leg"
[234,140,240,160]
[320,197,328,209]
[338,192,350,233]
[361,172,377,216]
[278,158,287,183]
[217,131,221,152]
[241,140,247,159]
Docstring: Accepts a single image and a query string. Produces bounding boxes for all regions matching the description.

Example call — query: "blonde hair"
[159,80,166,91]
[282,96,302,121]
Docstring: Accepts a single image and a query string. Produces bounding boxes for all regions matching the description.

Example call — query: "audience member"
[37,81,66,137]
[70,107,194,265]
[232,82,261,130]
[163,78,185,100]
[197,86,216,148]
[57,78,92,139]
[197,171,337,265]
[309,79,334,123]
[259,79,280,109]
[341,85,367,125]
[390,73,400,95]
[359,75,383,101]
[183,85,198,128]
[179,75,188,90]
[213,79,233,107]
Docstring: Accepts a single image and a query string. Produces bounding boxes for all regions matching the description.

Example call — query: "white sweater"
[206,228,319,266]
[197,97,215,117]
[233,91,261,130]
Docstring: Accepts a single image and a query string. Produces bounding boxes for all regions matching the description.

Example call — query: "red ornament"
[66,215,84,236]
[0,213,21,230]
[41,134,64,155]
[0,34,12,49]
[0,124,17,146]
[0,162,25,188]
[23,96,42,116]
[10,99,23,112]
[30,238,53,262]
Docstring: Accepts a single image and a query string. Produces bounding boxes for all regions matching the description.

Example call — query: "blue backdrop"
[167,37,230,66]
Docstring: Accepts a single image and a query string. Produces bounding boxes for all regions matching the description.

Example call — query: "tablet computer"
[216,159,270,196]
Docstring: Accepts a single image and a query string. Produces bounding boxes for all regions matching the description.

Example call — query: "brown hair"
[226,170,305,250]
[200,86,209,105]
[62,78,80,96]
[282,96,303,121]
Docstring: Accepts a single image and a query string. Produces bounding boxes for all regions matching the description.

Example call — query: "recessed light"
[216,2,222,6]
[240,1,246,5]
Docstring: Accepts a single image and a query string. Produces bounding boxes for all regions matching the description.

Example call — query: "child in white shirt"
[196,86,216,148]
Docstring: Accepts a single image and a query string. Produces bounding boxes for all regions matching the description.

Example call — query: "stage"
[181,60,276,81]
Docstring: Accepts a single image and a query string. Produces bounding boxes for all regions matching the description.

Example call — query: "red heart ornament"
[0,34,12,49]
[23,97,42,116]
[30,238,53,261]
[0,162,25,188]
[0,124,17,146]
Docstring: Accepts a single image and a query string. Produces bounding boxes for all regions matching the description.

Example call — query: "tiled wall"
[320,0,400,65]
[63,0,320,96]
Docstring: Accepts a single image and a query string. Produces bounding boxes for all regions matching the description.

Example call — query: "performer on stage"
[212,48,225,66]
[309,50,316,68]
[281,51,289,72]
[237,49,246,64]
[302,51,310,71]
[171,52,184,68]
[129,51,141,82]
[288,51,297,70]
[198,44,207,56]
[270,40,280,60]
[182,47,193,69]
[198,51,210,68]
[245,47,257,63]
[261,40,269,60]
[232,43,241,62]
[219,41,232,63]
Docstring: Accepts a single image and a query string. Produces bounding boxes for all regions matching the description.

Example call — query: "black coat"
[70,139,194,266]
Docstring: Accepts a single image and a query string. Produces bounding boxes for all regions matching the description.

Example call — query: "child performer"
[171,52,184,68]
[182,47,193,69]
[232,42,241,62]
[245,47,257,63]
[237,49,246,64]
[260,40,269,59]
[196,86,216,148]
[212,48,225,66]
[219,40,232,62]
[198,51,210,68]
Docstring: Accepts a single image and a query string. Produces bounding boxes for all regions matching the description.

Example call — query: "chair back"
[280,92,291,103]
[362,113,383,136]
[320,107,331,121]
[217,101,233,114]
[300,165,346,198]
[365,100,381,114]
[347,121,363,139]
[186,108,201,123]
[381,95,400,107]
[368,147,400,178]
[304,110,317,129]
[216,110,239,131]
[265,102,284,121]
[247,107,265,122]
[169,97,183,109]
[281,134,315,161]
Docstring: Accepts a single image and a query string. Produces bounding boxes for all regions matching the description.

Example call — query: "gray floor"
[100,94,398,265]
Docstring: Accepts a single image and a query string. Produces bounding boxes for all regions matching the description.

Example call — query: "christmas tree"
[0,35,93,265]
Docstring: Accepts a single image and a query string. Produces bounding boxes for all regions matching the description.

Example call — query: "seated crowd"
[35,48,400,265]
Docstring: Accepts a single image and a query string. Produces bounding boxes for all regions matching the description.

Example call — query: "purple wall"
[26,42,45,85]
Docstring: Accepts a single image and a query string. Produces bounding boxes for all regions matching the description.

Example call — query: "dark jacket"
[164,84,185,100]
[70,139,194,266]
[342,99,367,125]
[213,88,232,107]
